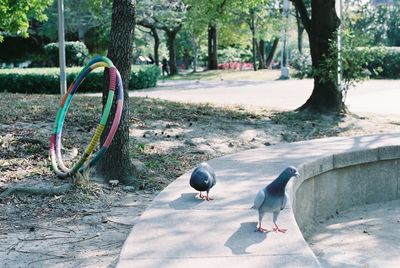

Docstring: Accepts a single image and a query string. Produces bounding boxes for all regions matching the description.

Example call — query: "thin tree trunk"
[265,37,279,68]
[192,37,198,72]
[296,0,343,113]
[166,30,178,75]
[250,9,257,71]
[151,27,160,66]
[207,24,218,70]
[295,10,304,53]
[258,39,266,69]
[98,0,138,184]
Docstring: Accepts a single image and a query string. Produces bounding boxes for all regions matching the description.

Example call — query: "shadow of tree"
[270,111,346,142]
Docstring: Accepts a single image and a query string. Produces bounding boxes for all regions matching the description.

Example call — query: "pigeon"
[189,162,216,201]
[252,166,299,233]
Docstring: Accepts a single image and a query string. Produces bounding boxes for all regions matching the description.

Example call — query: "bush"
[290,46,400,79]
[44,41,89,67]
[0,65,160,94]
[290,49,313,78]
[358,46,400,79]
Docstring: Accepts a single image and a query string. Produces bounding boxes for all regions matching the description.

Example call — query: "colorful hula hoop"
[50,56,124,178]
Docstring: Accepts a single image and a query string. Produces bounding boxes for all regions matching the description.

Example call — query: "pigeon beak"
[295,171,300,178]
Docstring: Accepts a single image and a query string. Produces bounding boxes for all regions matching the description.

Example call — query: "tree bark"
[265,38,279,68]
[258,39,266,69]
[250,9,257,71]
[166,30,178,75]
[207,24,218,70]
[98,0,138,184]
[151,27,160,66]
[136,21,160,67]
[295,10,304,53]
[293,0,344,114]
[192,37,199,72]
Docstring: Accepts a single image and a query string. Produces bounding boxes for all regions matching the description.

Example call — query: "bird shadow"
[224,222,268,255]
[168,192,204,210]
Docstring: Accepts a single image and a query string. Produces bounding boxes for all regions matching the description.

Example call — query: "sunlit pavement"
[129,79,400,116]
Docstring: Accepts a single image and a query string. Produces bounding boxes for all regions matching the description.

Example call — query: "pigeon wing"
[252,189,266,209]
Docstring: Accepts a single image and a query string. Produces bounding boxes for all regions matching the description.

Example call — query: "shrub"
[290,49,313,78]
[290,46,400,79]
[44,41,89,67]
[0,65,160,94]
[359,46,400,79]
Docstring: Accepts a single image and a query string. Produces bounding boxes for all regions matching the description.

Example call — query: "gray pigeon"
[252,166,299,233]
[190,162,216,201]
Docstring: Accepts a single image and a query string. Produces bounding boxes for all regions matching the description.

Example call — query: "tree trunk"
[295,0,344,114]
[207,24,218,70]
[192,37,198,72]
[265,38,279,68]
[295,10,304,53]
[151,27,160,66]
[166,30,178,75]
[98,0,138,184]
[250,9,257,71]
[258,39,266,69]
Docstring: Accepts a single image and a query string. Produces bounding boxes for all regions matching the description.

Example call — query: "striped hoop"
[50,56,124,178]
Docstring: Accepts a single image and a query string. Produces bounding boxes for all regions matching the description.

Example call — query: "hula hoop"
[50,56,124,178]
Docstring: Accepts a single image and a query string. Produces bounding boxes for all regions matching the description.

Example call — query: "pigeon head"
[266,166,299,195]
[282,166,300,179]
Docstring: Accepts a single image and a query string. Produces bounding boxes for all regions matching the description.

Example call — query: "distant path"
[129,79,400,116]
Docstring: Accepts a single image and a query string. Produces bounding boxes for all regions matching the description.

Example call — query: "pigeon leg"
[272,211,287,233]
[256,213,268,232]
[204,190,213,201]
[199,191,213,201]
[256,225,269,233]
[273,224,287,233]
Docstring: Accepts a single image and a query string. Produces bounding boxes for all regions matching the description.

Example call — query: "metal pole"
[280,0,290,79]
[58,0,67,95]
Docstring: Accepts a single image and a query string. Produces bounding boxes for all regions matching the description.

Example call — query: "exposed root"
[0,183,72,198]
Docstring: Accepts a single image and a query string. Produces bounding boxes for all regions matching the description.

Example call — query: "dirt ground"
[1,93,400,267]
[306,199,400,268]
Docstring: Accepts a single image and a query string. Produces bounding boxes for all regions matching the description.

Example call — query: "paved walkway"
[117,133,400,268]
[130,79,400,116]
[116,79,400,267]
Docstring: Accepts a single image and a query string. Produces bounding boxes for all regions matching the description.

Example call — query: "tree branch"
[291,0,311,35]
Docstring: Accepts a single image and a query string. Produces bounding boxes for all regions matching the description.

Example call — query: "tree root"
[0,183,72,198]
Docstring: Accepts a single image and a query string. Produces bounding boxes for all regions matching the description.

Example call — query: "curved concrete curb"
[117,133,400,268]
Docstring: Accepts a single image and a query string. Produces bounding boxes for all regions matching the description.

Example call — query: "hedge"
[290,46,400,79]
[360,47,400,79]
[0,65,160,94]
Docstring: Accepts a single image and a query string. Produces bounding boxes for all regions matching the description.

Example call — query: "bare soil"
[1,93,399,267]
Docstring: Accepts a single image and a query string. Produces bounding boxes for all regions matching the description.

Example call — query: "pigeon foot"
[255,226,269,233]
[199,192,213,201]
[273,224,287,233]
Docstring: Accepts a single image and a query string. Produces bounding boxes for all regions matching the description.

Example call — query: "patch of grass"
[270,111,345,142]
[131,97,264,122]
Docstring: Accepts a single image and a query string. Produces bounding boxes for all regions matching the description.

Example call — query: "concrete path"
[116,79,400,267]
[130,79,400,116]
[117,133,400,268]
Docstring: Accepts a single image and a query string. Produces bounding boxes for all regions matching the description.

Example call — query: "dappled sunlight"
[304,189,400,267]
